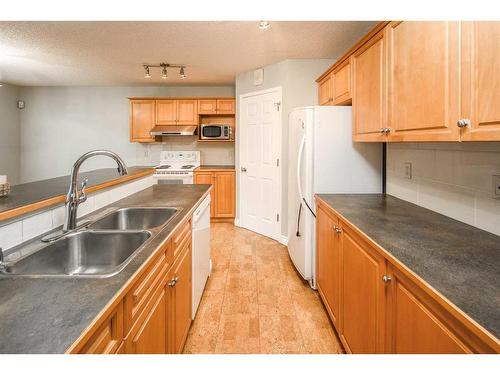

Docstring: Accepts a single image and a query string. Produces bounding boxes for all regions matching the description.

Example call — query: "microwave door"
[202,125,222,138]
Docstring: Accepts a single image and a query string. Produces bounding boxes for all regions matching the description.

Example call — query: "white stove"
[153,151,200,184]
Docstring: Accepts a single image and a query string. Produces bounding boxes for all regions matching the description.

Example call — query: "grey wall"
[18,86,234,183]
[235,59,334,237]
[0,84,21,184]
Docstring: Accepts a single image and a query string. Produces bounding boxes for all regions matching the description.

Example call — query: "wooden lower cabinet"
[170,242,193,353]
[316,205,341,328]
[340,223,387,353]
[194,169,235,220]
[125,284,168,354]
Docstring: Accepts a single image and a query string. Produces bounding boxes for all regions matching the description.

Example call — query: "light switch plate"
[493,175,500,199]
[404,162,412,179]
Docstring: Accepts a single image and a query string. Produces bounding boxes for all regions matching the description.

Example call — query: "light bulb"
[179,66,186,79]
[144,66,151,79]
[161,66,168,79]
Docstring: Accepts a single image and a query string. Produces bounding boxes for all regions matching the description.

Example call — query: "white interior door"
[239,88,282,241]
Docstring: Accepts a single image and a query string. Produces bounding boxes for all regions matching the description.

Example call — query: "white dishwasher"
[191,194,212,319]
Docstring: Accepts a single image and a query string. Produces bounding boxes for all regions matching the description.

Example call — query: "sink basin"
[87,207,178,231]
[1,231,151,277]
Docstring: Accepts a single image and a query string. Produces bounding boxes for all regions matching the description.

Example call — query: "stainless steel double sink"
[1,207,179,278]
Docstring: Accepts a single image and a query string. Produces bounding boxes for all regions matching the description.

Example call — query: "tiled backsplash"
[387,142,500,236]
[0,175,154,251]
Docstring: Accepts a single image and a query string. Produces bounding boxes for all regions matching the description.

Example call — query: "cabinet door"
[214,171,235,218]
[316,205,341,328]
[125,286,167,354]
[156,100,177,125]
[386,21,460,141]
[177,100,198,125]
[341,225,386,353]
[386,265,470,353]
[332,60,352,105]
[198,99,217,114]
[194,172,215,218]
[461,21,500,141]
[318,74,333,105]
[170,245,192,354]
[352,31,386,142]
[130,100,155,142]
[216,99,235,114]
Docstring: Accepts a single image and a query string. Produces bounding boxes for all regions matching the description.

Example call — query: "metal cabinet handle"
[333,225,342,234]
[380,128,391,135]
[167,276,179,288]
[457,119,471,128]
[241,167,247,172]
[382,275,392,283]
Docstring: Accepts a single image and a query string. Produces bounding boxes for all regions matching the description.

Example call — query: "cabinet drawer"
[77,302,124,354]
[173,219,192,258]
[124,240,172,333]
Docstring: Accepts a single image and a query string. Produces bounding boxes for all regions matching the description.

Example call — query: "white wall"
[18,85,235,183]
[0,84,21,184]
[387,142,500,236]
[235,59,334,237]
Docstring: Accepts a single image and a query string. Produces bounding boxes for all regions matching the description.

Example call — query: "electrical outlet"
[493,175,500,199]
[404,162,412,179]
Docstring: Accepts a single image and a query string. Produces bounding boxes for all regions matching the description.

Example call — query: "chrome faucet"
[63,150,128,231]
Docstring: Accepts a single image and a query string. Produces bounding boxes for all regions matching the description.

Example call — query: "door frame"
[236,86,283,243]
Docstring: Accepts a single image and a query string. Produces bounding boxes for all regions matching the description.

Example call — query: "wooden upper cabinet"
[156,100,177,125]
[460,21,500,141]
[318,74,333,105]
[332,60,352,105]
[198,99,217,114]
[386,21,460,141]
[386,265,470,354]
[341,224,386,353]
[214,171,235,218]
[316,205,341,328]
[177,99,198,125]
[352,31,386,141]
[130,100,155,142]
[216,99,235,114]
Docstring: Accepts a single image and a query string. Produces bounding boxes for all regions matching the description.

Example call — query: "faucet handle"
[78,178,88,203]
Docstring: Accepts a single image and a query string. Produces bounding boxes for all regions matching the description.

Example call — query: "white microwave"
[200,124,231,140]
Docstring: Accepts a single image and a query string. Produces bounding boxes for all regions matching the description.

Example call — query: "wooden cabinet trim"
[315,195,500,353]
[332,59,352,105]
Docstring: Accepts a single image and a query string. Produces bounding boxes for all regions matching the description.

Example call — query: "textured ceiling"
[0,21,376,86]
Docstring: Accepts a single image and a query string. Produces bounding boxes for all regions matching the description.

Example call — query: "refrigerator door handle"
[297,133,316,218]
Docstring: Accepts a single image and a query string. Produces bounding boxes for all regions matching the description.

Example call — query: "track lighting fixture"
[142,63,186,80]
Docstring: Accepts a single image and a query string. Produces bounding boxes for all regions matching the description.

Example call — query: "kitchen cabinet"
[125,285,168,354]
[129,100,156,143]
[460,21,500,141]
[332,59,352,105]
[194,169,235,221]
[340,223,387,354]
[77,302,124,354]
[198,99,235,115]
[386,21,460,141]
[351,30,387,142]
[318,74,333,106]
[385,264,470,354]
[169,242,192,354]
[316,205,341,329]
[315,196,500,354]
[156,99,198,125]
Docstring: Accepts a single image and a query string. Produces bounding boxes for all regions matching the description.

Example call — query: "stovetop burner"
[156,165,171,170]
[181,165,195,169]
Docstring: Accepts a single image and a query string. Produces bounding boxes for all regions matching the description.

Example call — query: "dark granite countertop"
[316,193,500,339]
[0,166,154,224]
[196,165,235,170]
[0,184,210,353]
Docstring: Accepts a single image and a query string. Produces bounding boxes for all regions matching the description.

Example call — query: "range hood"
[150,125,197,136]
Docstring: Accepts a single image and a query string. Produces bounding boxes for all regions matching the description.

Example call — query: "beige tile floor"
[183,223,343,354]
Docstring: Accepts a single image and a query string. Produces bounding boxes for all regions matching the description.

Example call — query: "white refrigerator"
[287,106,382,288]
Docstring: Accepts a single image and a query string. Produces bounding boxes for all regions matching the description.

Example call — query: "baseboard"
[234,218,241,227]
[211,217,234,223]
[279,235,289,246]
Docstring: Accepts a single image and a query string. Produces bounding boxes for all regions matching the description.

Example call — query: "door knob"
[241,167,247,172]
